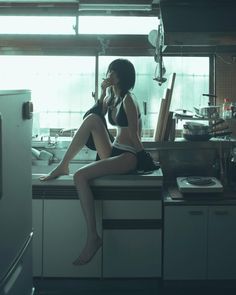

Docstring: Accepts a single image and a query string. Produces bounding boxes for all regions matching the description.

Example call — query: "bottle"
[232,102,236,118]
[222,98,232,119]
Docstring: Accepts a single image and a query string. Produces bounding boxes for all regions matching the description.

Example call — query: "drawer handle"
[189,211,204,215]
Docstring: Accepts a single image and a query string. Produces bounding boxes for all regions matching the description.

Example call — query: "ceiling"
[159,0,236,46]
[0,0,160,16]
[0,0,236,50]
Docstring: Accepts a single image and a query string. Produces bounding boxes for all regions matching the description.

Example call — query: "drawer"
[103,200,162,219]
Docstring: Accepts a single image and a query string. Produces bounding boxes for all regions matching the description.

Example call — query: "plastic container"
[222,98,232,119]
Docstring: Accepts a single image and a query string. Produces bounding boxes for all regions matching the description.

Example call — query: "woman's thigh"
[74,152,137,181]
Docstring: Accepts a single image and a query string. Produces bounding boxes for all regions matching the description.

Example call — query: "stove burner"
[186,176,215,186]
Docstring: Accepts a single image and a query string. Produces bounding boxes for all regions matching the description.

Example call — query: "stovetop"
[177,176,224,193]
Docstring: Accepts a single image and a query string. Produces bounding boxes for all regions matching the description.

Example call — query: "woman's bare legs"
[40,114,112,181]
[72,153,137,265]
[72,167,102,265]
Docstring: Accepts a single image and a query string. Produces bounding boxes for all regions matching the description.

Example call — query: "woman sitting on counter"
[40,58,158,265]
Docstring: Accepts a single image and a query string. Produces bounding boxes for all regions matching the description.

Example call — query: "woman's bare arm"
[123,94,144,152]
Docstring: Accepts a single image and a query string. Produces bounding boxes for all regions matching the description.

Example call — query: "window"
[0,56,95,137]
[0,16,158,35]
[100,56,209,132]
[78,16,158,35]
[0,55,209,139]
[0,16,75,34]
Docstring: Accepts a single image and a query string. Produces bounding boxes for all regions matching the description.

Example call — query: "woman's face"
[106,70,119,86]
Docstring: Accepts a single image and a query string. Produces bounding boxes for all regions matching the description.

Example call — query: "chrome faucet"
[231,147,236,163]
[59,128,77,137]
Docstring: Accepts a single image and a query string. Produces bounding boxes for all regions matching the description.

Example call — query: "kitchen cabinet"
[43,199,102,278]
[163,206,208,280]
[102,200,162,278]
[208,206,236,279]
[32,181,163,279]
[32,199,43,277]
[163,204,236,280]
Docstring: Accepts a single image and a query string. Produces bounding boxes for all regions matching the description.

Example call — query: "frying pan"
[183,120,232,141]
[183,131,232,141]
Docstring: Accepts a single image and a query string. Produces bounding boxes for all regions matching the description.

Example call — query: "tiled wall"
[216,53,236,105]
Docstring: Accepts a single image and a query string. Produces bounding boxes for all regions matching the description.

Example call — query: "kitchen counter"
[32,169,163,187]
[164,186,236,205]
[32,164,163,200]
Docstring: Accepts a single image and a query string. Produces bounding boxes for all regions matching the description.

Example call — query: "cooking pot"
[183,122,209,135]
[183,121,232,141]
[194,106,220,119]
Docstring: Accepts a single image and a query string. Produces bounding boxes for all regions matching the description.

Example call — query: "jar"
[222,98,232,119]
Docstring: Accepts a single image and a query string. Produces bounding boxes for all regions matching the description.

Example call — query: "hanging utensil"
[148,25,167,86]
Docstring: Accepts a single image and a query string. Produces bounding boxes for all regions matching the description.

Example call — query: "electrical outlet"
[232,56,236,62]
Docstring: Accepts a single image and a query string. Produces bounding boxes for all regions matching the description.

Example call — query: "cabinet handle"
[189,210,204,215]
[214,210,229,215]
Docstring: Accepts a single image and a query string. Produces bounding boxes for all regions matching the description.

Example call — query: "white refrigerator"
[0,90,34,295]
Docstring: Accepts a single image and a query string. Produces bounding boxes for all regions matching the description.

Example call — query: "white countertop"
[32,168,163,188]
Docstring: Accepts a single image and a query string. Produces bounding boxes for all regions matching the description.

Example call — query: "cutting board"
[154,72,176,142]
[154,89,170,141]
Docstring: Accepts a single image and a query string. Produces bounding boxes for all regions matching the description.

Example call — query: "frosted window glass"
[0,16,75,34]
[79,16,159,35]
[0,55,209,135]
[99,56,209,130]
[0,56,95,130]
[0,16,157,35]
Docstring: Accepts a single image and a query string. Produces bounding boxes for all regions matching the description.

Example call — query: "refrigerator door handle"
[0,232,33,292]
[22,102,33,120]
[3,265,23,295]
[0,114,2,199]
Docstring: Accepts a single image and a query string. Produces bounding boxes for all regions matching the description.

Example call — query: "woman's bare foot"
[73,236,102,266]
[40,163,69,181]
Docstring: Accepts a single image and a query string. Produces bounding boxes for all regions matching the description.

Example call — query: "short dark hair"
[107,59,136,98]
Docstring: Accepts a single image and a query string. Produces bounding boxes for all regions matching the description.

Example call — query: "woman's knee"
[73,169,87,185]
[85,113,103,129]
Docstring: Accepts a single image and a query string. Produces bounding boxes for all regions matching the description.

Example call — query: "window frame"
[0,10,214,137]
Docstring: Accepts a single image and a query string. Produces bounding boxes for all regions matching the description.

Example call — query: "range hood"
[160,0,236,46]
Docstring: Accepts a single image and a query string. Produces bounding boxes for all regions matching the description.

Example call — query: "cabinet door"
[32,199,43,277]
[43,199,102,277]
[102,200,162,278]
[103,228,162,278]
[164,206,208,280]
[208,206,236,279]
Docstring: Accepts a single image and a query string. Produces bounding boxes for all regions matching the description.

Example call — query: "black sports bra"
[108,100,141,127]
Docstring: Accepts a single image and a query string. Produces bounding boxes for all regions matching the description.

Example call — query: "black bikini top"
[108,100,127,127]
[108,100,141,127]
